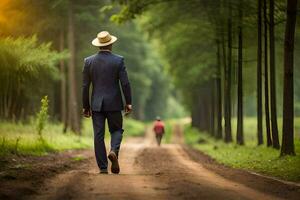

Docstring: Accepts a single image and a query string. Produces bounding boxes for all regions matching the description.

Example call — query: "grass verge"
[184,119,300,182]
[0,117,146,156]
[123,118,146,137]
[0,121,93,156]
[162,120,174,143]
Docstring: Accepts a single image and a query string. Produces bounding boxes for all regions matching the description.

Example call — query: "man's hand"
[82,108,91,118]
[125,104,132,116]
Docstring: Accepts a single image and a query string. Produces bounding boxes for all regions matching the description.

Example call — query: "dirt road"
[26,126,300,200]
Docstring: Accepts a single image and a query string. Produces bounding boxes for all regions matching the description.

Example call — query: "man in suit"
[82,31,132,174]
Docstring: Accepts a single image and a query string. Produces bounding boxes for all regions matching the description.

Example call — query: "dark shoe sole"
[99,169,108,174]
[108,151,120,174]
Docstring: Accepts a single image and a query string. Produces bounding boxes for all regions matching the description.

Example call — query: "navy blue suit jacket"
[82,51,132,111]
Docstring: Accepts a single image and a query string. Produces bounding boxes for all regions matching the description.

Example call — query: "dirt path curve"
[30,125,300,200]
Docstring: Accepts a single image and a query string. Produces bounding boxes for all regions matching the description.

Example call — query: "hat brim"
[91,35,117,47]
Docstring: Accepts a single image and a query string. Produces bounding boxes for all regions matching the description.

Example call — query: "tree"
[269,0,280,149]
[224,0,233,143]
[67,1,80,134]
[236,0,244,145]
[281,0,298,156]
[257,0,263,145]
[216,39,223,139]
[264,0,272,147]
[59,29,68,133]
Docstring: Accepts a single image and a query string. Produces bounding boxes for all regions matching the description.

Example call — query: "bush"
[0,36,68,120]
[36,96,49,138]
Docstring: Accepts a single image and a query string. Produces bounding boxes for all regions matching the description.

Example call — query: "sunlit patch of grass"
[71,155,86,162]
[0,117,148,156]
[162,118,190,143]
[123,118,145,137]
[162,120,173,143]
[184,118,300,182]
[0,121,93,156]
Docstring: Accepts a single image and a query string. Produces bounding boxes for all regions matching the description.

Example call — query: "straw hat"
[92,31,117,47]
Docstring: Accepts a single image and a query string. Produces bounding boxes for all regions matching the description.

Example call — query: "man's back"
[82,51,131,112]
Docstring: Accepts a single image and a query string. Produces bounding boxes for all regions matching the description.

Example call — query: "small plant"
[36,96,49,138]
[14,137,21,155]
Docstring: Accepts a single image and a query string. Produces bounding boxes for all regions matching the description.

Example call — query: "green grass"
[0,117,146,156]
[184,117,300,182]
[123,118,146,137]
[0,120,93,156]
[71,155,87,161]
[162,120,174,143]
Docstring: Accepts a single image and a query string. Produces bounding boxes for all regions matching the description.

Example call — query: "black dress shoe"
[99,169,108,174]
[108,151,120,174]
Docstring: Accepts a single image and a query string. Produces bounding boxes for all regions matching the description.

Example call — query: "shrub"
[36,96,49,138]
[0,36,68,120]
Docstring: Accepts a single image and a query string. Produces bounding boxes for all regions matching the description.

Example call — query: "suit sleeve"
[119,58,132,105]
[82,58,91,109]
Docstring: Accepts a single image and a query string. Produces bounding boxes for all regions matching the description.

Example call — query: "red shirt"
[153,121,165,135]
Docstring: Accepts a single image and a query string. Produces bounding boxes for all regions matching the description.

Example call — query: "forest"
[111,0,300,155]
[0,0,299,199]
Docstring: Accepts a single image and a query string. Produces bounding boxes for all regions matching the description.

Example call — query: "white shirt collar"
[99,49,111,52]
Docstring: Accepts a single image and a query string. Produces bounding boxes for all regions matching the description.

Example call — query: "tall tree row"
[115,0,298,155]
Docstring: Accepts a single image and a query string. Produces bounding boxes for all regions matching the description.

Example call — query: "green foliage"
[36,96,49,138]
[161,120,173,143]
[1,0,186,122]
[184,118,300,182]
[123,118,146,137]
[112,0,300,119]
[99,5,186,120]
[0,36,67,120]
[112,1,221,109]
[0,36,65,74]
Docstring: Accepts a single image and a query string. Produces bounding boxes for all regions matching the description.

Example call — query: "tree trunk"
[211,80,216,136]
[222,31,227,141]
[191,105,198,128]
[67,1,80,134]
[257,0,263,145]
[199,93,205,131]
[216,39,223,139]
[281,0,297,156]
[237,0,244,145]
[205,85,211,133]
[59,30,68,133]
[264,0,272,146]
[269,0,280,149]
[224,2,233,143]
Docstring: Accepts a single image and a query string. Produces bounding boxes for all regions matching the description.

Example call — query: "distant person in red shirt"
[153,116,165,146]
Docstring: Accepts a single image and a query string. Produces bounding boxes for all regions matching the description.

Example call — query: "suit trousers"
[92,111,123,170]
